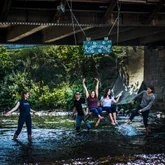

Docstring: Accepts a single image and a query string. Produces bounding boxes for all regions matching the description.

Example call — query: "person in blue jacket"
[5,91,36,141]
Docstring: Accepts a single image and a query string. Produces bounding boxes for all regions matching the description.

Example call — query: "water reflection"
[0,112,165,165]
[117,125,138,136]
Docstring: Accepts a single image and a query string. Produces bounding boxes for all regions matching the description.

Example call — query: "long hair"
[103,88,112,99]
[90,90,96,98]
[21,91,29,100]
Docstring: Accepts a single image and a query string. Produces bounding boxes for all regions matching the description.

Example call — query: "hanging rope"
[67,0,82,78]
[67,0,87,38]
[107,0,121,37]
[117,1,121,45]
[107,16,118,36]
[68,0,77,44]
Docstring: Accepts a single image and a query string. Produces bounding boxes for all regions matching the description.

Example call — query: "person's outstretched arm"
[82,78,89,98]
[94,78,99,98]
[131,90,146,104]
[139,95,155,112]
[5,102,20,116]
[30,108,36,114]
[112,91,123,103]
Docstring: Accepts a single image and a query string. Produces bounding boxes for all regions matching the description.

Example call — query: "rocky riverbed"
[0,110,165,165]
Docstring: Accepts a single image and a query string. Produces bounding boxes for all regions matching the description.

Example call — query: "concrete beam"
[140,30,165,44]
[77,26,164,45]
[14,0,163,4]
[43,26,92,43]
[77,27,134,44]
[111,27,165,44]
[16,0,110,3]
[7,10,165,27]
[145,0,165,24]
[7,25,48,42]
[0,0,12,21]
[103,0,117,23]
[0,24,10,28]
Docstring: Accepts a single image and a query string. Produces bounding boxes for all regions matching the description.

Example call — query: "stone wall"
[144,47,165,111]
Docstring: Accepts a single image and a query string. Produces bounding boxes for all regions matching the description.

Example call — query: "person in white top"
[100,88,122,125]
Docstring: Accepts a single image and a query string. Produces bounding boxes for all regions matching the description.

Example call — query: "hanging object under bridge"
[83,37,112,55]
[83,0,121,55]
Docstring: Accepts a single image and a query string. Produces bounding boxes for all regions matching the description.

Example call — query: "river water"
[0,111,165,165]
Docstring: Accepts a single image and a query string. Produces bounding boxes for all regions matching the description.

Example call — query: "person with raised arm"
[82,78,104,127]
[5,91,36,141]
[123,85,155,136]
[100,88,122,125]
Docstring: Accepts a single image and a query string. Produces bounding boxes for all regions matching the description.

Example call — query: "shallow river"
[0,111,165,165]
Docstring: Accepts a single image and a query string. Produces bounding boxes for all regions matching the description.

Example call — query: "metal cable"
[107,0,121,37]
[108,17,119,36]
[117,1,121,45]
[69,0,77,45]
[67,0,87,37]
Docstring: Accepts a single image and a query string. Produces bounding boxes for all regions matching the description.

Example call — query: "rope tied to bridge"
[107,0,121,46]
[66,0,87,39]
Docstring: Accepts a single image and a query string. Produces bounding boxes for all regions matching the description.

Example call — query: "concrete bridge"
[0,0,165,45]
[0,0,165,109]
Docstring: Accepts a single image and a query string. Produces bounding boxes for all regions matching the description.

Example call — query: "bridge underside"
[0,0,165,46]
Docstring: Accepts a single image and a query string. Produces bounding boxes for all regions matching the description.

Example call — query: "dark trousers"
[76,115,91,130]
[103,106,116,114]
[129,105,149,127]
[15,114,32,136]
[103,107,112,114]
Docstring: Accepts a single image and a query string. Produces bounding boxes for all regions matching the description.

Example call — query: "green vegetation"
[0,45,126,111]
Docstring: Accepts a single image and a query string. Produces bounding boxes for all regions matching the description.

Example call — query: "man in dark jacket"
[72,91,91,131]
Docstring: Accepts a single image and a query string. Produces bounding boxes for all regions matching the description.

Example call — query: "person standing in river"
[100,88,123,125]
[5,91,36,141]
[82,78,104,127]
[123,85,155,136]
[72,91,91,131]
